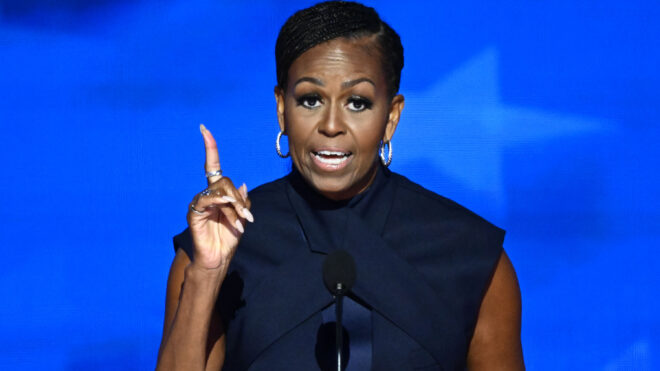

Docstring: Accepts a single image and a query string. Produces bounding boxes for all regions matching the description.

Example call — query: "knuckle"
[207,181,224,190]
[222,178,236,188]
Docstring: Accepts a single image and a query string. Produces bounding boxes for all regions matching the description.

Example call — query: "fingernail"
[234,219,244,233]
[221,195,236,203]
[239,183,248,201]
[242,208,254,223]
[200,123,207,133]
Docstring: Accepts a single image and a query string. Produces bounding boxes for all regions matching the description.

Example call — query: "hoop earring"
[276,130,290,158]
[379,140,392,167]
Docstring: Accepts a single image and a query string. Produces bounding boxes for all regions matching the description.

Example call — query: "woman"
[156,2,524,370]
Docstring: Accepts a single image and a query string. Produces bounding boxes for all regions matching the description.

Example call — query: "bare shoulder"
[467,251,525,370]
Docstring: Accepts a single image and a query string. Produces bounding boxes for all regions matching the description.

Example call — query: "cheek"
[357,136,381,164]
[284,116,312,158]
[351,116,387,155]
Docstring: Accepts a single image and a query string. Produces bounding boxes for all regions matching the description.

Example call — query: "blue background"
[1,0,659,369]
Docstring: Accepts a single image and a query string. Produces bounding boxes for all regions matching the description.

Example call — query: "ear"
[274,86,286,134]
[383,94,405,142]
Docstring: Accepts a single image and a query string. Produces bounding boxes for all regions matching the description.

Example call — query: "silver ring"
[205,169,223,178]
[200,188,213,197]
[190,204,206,215]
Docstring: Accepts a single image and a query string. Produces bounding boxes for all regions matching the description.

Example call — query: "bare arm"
[156,125,252,371]
[156,250,226,371]
[467,251,525,370]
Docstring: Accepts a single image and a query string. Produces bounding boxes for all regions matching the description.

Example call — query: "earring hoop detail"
[379,140,392,167]
[276,130,290,158]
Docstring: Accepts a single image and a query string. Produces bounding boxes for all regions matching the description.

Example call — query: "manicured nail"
[234,219,244,233]
[239,183,248,201]
[200,123,207,133]
[221,195,236,203]
[242,208,254,223]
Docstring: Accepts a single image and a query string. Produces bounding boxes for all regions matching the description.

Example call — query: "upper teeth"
[316,150,349,156]
[314,151,350,165]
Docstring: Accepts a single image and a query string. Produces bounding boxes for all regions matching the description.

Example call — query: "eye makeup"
[347,95,373,111]
[295,93,323,109]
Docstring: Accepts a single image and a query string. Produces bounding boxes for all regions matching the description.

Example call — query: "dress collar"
[286,161,395,254]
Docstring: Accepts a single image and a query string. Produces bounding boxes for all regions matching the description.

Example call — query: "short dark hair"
[275,1,404,98]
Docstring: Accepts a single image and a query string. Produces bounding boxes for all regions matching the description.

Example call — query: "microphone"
[323,249,356,295]
[322,250,356,371]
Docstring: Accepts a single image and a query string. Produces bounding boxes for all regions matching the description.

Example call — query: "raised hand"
[187,124,254,271]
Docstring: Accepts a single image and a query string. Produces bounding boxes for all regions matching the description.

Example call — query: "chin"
[310,175,354,200]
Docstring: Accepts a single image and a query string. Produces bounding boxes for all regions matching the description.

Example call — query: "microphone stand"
[322,250,355,371]
[335,282,344,371]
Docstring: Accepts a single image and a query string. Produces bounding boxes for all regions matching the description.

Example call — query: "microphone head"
[322,249,356,295]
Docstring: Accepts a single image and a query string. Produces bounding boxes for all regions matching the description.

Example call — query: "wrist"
[184,262,226,292]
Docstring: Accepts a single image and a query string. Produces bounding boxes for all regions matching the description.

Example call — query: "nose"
[317,103,346,137]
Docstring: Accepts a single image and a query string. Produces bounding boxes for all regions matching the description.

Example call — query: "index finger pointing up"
[200,124,223,185]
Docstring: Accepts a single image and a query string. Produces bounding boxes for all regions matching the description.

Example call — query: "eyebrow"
[294,77,324,87]
[293,76,376,89]
[341,77,375,89]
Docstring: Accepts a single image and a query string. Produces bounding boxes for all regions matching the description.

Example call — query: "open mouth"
[312,150,352,164]
[311,150,353,168]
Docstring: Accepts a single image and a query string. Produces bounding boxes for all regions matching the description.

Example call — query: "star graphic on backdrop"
[603,340,651,370]
[394,47,610,216]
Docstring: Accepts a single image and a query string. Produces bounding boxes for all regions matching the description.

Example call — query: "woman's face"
[275,37,404,200]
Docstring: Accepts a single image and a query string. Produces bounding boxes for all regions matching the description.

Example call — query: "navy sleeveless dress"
[173,165,504,370]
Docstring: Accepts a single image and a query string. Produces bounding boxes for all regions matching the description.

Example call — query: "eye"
[346,96,373,112]
[296,94,323,109]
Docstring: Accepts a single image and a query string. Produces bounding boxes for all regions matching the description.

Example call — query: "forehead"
[287,37,385,85]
